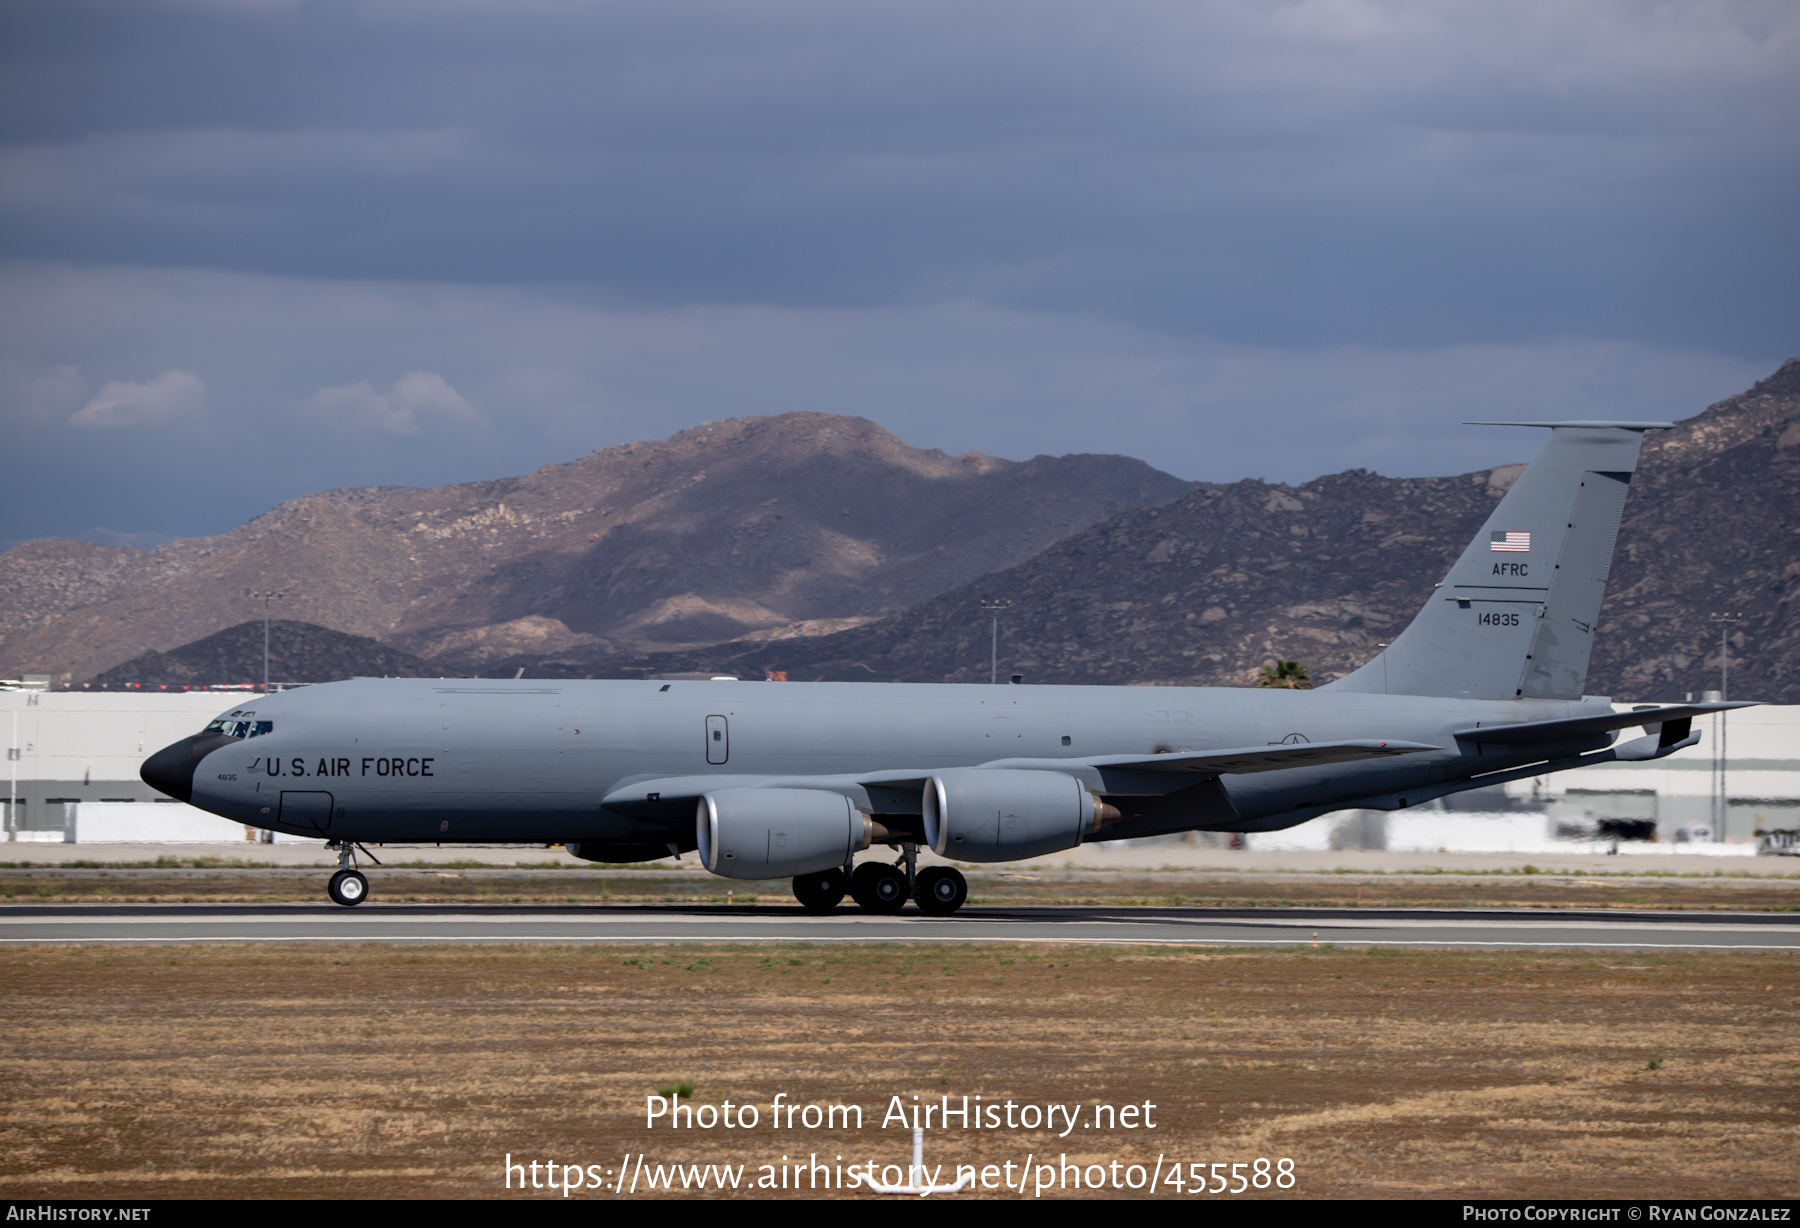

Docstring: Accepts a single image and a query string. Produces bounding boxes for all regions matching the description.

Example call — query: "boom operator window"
[203,718,273,738]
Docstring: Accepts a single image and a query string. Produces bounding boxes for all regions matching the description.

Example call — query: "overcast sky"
[2,0,1795,549]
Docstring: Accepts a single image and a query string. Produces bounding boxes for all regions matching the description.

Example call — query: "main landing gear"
[850,861,909,914]
[792,844,968,916]
[326,842,370,907]
[913,865,968,915]
[792,866,848,913]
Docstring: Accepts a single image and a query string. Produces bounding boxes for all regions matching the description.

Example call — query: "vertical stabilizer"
[1328,421,1670,700]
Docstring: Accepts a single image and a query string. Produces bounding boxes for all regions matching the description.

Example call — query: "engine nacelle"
[697,787,868,880]
[923,768,1104,862]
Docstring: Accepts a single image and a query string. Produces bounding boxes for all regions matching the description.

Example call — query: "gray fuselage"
[177,678,1612,847]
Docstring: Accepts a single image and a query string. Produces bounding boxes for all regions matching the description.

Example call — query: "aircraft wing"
[1056,739,1440,775]
[601,770,932,817]
[599,741,1437,818]
[1453,702,1756,747]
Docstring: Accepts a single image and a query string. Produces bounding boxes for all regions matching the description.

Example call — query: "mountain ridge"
[87,620,451,689]
[26,362,1799,702]
[0,412,1193,682]
[548,359,1800,703]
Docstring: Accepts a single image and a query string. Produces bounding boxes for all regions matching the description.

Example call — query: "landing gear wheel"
[848,862,877,909]
[792,867,848,913]
[913,866,967,915]
[851,862,909,914]
[327,869,369,907]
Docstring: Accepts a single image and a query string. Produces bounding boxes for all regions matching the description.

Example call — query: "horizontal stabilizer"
[1074,739,1439,775]
[1454,702,1756,747]
[1463,419,1676,430]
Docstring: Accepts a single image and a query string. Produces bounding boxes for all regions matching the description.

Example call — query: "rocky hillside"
[601,360,1800,703]
[0,413,1191,683]
[1591,357,1800,701]
[86,621,450,688]
[573,467,1521,687]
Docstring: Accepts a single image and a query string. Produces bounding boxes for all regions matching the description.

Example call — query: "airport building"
[1245,705,1799,856]
[0,688,285,843]
[1505,704,1800,844]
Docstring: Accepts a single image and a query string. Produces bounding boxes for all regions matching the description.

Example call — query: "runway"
[4,903,1798,949]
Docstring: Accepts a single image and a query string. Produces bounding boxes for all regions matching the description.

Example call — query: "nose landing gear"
[325,842,372,907]
[328,868,369,907]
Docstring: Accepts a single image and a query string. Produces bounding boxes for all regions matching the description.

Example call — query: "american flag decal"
[1490,530,1530,553]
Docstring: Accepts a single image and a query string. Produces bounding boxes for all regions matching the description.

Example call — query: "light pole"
[978,599,1012,685]
[1708,612,1739,843]
[246,589,286,694]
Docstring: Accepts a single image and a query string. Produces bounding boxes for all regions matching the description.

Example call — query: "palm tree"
[1257,659,1311,689]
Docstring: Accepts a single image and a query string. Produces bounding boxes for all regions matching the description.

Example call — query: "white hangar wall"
[0,690,290,841]
[1504,704,1800,843]
[1231,706,1799,856]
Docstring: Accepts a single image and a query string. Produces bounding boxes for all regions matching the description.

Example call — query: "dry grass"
[2,864,1797,910]
[0,943,1795,1199]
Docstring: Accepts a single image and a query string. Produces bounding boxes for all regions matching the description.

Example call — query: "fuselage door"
[279,789,334,832]
[705,715,729,765]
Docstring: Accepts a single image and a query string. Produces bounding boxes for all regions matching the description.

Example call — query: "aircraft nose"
[140,733,238,803]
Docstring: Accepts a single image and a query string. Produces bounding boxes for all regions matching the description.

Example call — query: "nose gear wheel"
[327,869,368,907]
[324,841,371,906]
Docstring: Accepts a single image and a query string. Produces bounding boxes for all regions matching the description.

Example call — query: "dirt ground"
[0,942,1794,1200]
[1,862,1797,911]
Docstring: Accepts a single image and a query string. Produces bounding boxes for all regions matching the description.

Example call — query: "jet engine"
[697,787,869,880]
[923,768,1113,862]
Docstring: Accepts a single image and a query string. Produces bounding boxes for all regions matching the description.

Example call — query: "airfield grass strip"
[3,865,1798,910]
[0,942,1794,1199]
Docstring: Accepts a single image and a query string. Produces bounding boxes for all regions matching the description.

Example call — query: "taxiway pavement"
[2,904,1797,950]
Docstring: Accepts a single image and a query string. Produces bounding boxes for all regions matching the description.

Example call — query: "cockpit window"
[204,718,273,739]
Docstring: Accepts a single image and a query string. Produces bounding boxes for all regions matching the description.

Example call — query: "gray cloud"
[70,369,207,427]
[302,372,478,435]
[0,2,1794,344]
[0,262,1772,548]
[0,1,1793,545]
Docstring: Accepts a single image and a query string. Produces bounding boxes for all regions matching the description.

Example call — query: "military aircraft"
[141,421,1749,910]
